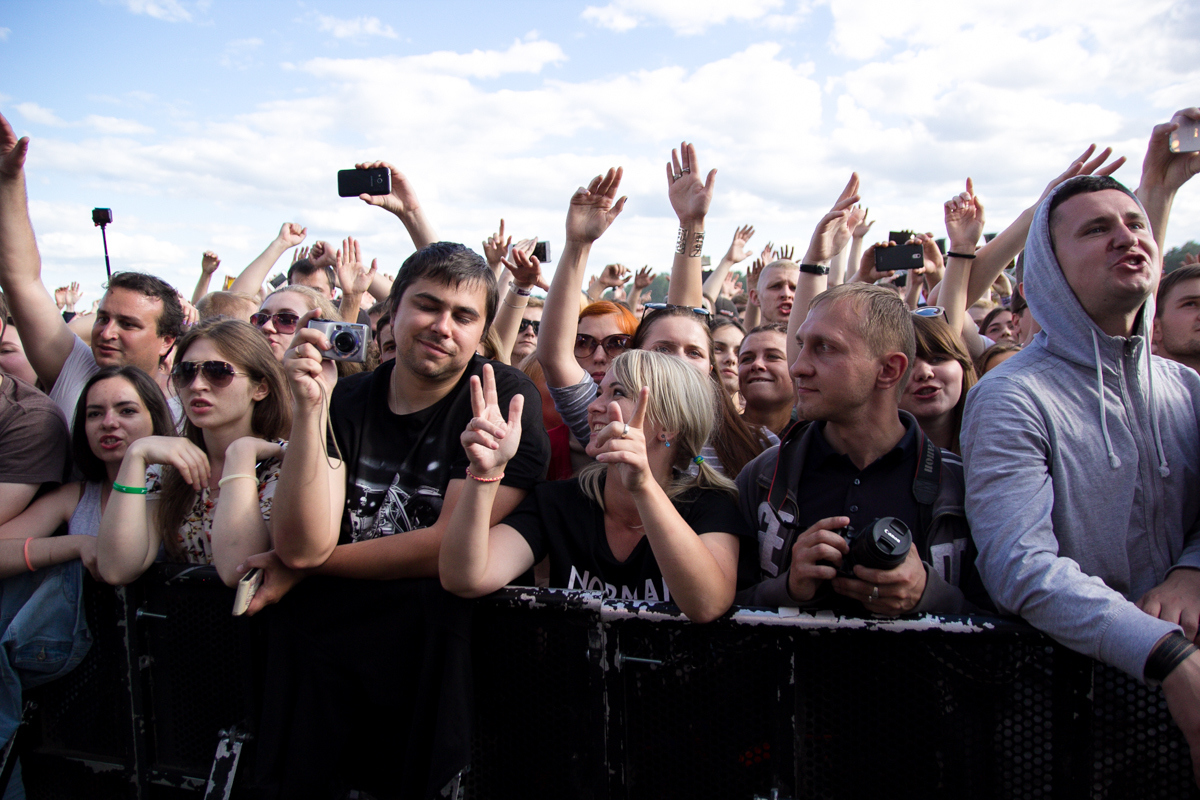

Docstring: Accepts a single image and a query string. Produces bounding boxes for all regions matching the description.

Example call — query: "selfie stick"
[99,222,112,279]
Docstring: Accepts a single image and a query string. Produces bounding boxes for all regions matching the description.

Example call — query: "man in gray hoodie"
[962,109,1200,784]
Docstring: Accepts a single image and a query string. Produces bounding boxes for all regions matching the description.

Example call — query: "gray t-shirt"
[48,336,99,429]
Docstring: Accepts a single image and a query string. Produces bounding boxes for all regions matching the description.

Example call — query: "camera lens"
[851,517,912,571]
[332,330,359,355]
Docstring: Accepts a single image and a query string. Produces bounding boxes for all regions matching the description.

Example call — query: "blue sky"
[1,0,1198,303]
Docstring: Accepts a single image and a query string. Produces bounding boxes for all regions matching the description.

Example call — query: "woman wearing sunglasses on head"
[97,318,290,586]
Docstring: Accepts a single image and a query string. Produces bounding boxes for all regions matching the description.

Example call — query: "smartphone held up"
[338,167,391,198]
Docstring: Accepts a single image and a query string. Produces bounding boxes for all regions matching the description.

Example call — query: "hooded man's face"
[1050,189,1159,329]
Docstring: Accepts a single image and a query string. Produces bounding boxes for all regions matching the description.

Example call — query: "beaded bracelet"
[112,482,148,495]
[466,468,504,483]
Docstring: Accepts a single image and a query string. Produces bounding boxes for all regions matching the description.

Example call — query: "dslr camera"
[307,319,368,363]
[829,516,913,577]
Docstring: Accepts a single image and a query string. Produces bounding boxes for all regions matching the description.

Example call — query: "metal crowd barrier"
[10,564,1199,799]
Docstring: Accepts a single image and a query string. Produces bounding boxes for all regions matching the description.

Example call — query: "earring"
[660,434,671,448]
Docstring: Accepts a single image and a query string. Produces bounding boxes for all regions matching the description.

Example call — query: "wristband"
[502,298,527,310]
[217,473,257,487]
[946,251,977,260]
[465,468,503,483]
[675,227,704,257]
[112,482,148,495]
[1145,631,1198,684]
[799,263,829,275]
[509,284,532,297]
[23,538,34,573]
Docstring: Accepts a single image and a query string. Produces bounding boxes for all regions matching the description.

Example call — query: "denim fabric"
[0,559,93,798]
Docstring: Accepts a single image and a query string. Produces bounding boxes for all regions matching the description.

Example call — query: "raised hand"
[501,247,543,289]
[725,224,755,263]
[461,364,525,479]
[66,281,83,307]
[355,160,424,217]
[565,167,627,245]
[308,241,337,270]
[852,207,874,238]
[914,234,945,287]
[588,386,652,493]
[667,142,717,225]
[759,242,775,264]
[777,244,796,262]
[201,251,221,275]
[0,110,30,180]
[803,173,861,265]
[599,263,631,289]
[335,236,377,296]
[856,242,896,283]
[483,219,512,270]
[1039,144,1126,204]
[944,178,986,250]
[291,246,310,264]
[722,272,742,299]
[178,294,199,327]
[747,258,767,298]
[128,435,211,491]
[54,287,67,310]
[1140,108,1200,197]
[276,222,307,250]
[634,266,654,291]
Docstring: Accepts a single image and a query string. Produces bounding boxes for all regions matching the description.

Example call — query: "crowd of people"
[0,102,1199,797]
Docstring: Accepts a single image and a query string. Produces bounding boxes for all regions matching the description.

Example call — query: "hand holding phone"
[233,568,263,616]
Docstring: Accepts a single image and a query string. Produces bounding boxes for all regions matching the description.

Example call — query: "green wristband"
[112,482,148,495]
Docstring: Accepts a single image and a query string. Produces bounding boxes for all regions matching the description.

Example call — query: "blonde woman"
[440,350,751,623]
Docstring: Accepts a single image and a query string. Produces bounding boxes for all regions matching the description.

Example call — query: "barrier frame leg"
[203,724,250,800]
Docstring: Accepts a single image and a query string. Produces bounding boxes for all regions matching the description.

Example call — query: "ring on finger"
[673,173,682,180]
[621,423,631,438]
[681,167,691,173]
[869,585,880,602]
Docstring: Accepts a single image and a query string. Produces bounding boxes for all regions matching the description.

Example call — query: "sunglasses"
[518,319,540,335]
[250,311,301,334]
[574,333,631,359]
[912,306,946,319]
[171,360,250,390]
[641,302,711,319]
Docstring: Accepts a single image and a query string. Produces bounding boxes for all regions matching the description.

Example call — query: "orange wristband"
[23,538,35,572]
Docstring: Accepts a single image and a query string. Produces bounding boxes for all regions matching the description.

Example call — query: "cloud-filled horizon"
[2,0,1198,302]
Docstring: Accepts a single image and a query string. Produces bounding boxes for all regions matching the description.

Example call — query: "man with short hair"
[736,283,980,614]
[0,112,183,422]
[244,240,549,797]
[1153,263,1200,372]
[286,258,337,299]
[962,108,1200,785]
[748,260,797,325]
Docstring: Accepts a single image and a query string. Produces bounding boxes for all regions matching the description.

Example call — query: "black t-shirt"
[502,477,753,603]
[330,355,549,544]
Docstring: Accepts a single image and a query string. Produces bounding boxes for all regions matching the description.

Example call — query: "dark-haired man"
[0,111,184,422]
[736,283,981,615]
[962,109,1200,786]
[1153,262,1200,372]
[244,241,548,798]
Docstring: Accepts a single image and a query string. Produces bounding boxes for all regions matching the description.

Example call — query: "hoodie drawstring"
[1144,340,1172,477]
[1092,330,1122,470]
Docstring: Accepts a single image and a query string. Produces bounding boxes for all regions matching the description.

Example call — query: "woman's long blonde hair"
[577,349,737,507]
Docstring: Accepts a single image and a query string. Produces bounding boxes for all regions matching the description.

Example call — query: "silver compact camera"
[307,319,368,363]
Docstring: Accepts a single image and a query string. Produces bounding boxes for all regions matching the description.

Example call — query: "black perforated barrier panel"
[12,576,1200,799]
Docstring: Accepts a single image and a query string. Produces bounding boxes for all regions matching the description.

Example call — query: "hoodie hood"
[1023,177,1155,365]
[1023,177,1167,475]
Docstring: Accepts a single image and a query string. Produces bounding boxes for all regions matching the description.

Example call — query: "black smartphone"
[1169,118,1200,153]
[269,273,287,289]
[875,244,923,273]
[337,167,391,198]
[889,230,914,246]
[92,208,113,225]
[533,240,552,263]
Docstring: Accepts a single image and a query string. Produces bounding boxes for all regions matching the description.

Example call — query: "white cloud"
[84,115,155,136]
[0,28,11,41]
[15,103,67,127]
[582,0,786,35]
[315,14,398,39]
[220,38,263,70]
[119,0,200,23]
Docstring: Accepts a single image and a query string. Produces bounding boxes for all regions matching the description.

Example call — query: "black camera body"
[92,208,113,225]
[831,516,913,578]
[307,319,368,363]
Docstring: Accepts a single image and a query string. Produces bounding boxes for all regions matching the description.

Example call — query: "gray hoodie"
[961,178,1200,681]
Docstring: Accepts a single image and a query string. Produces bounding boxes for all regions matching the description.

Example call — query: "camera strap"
[765,417,942,533]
